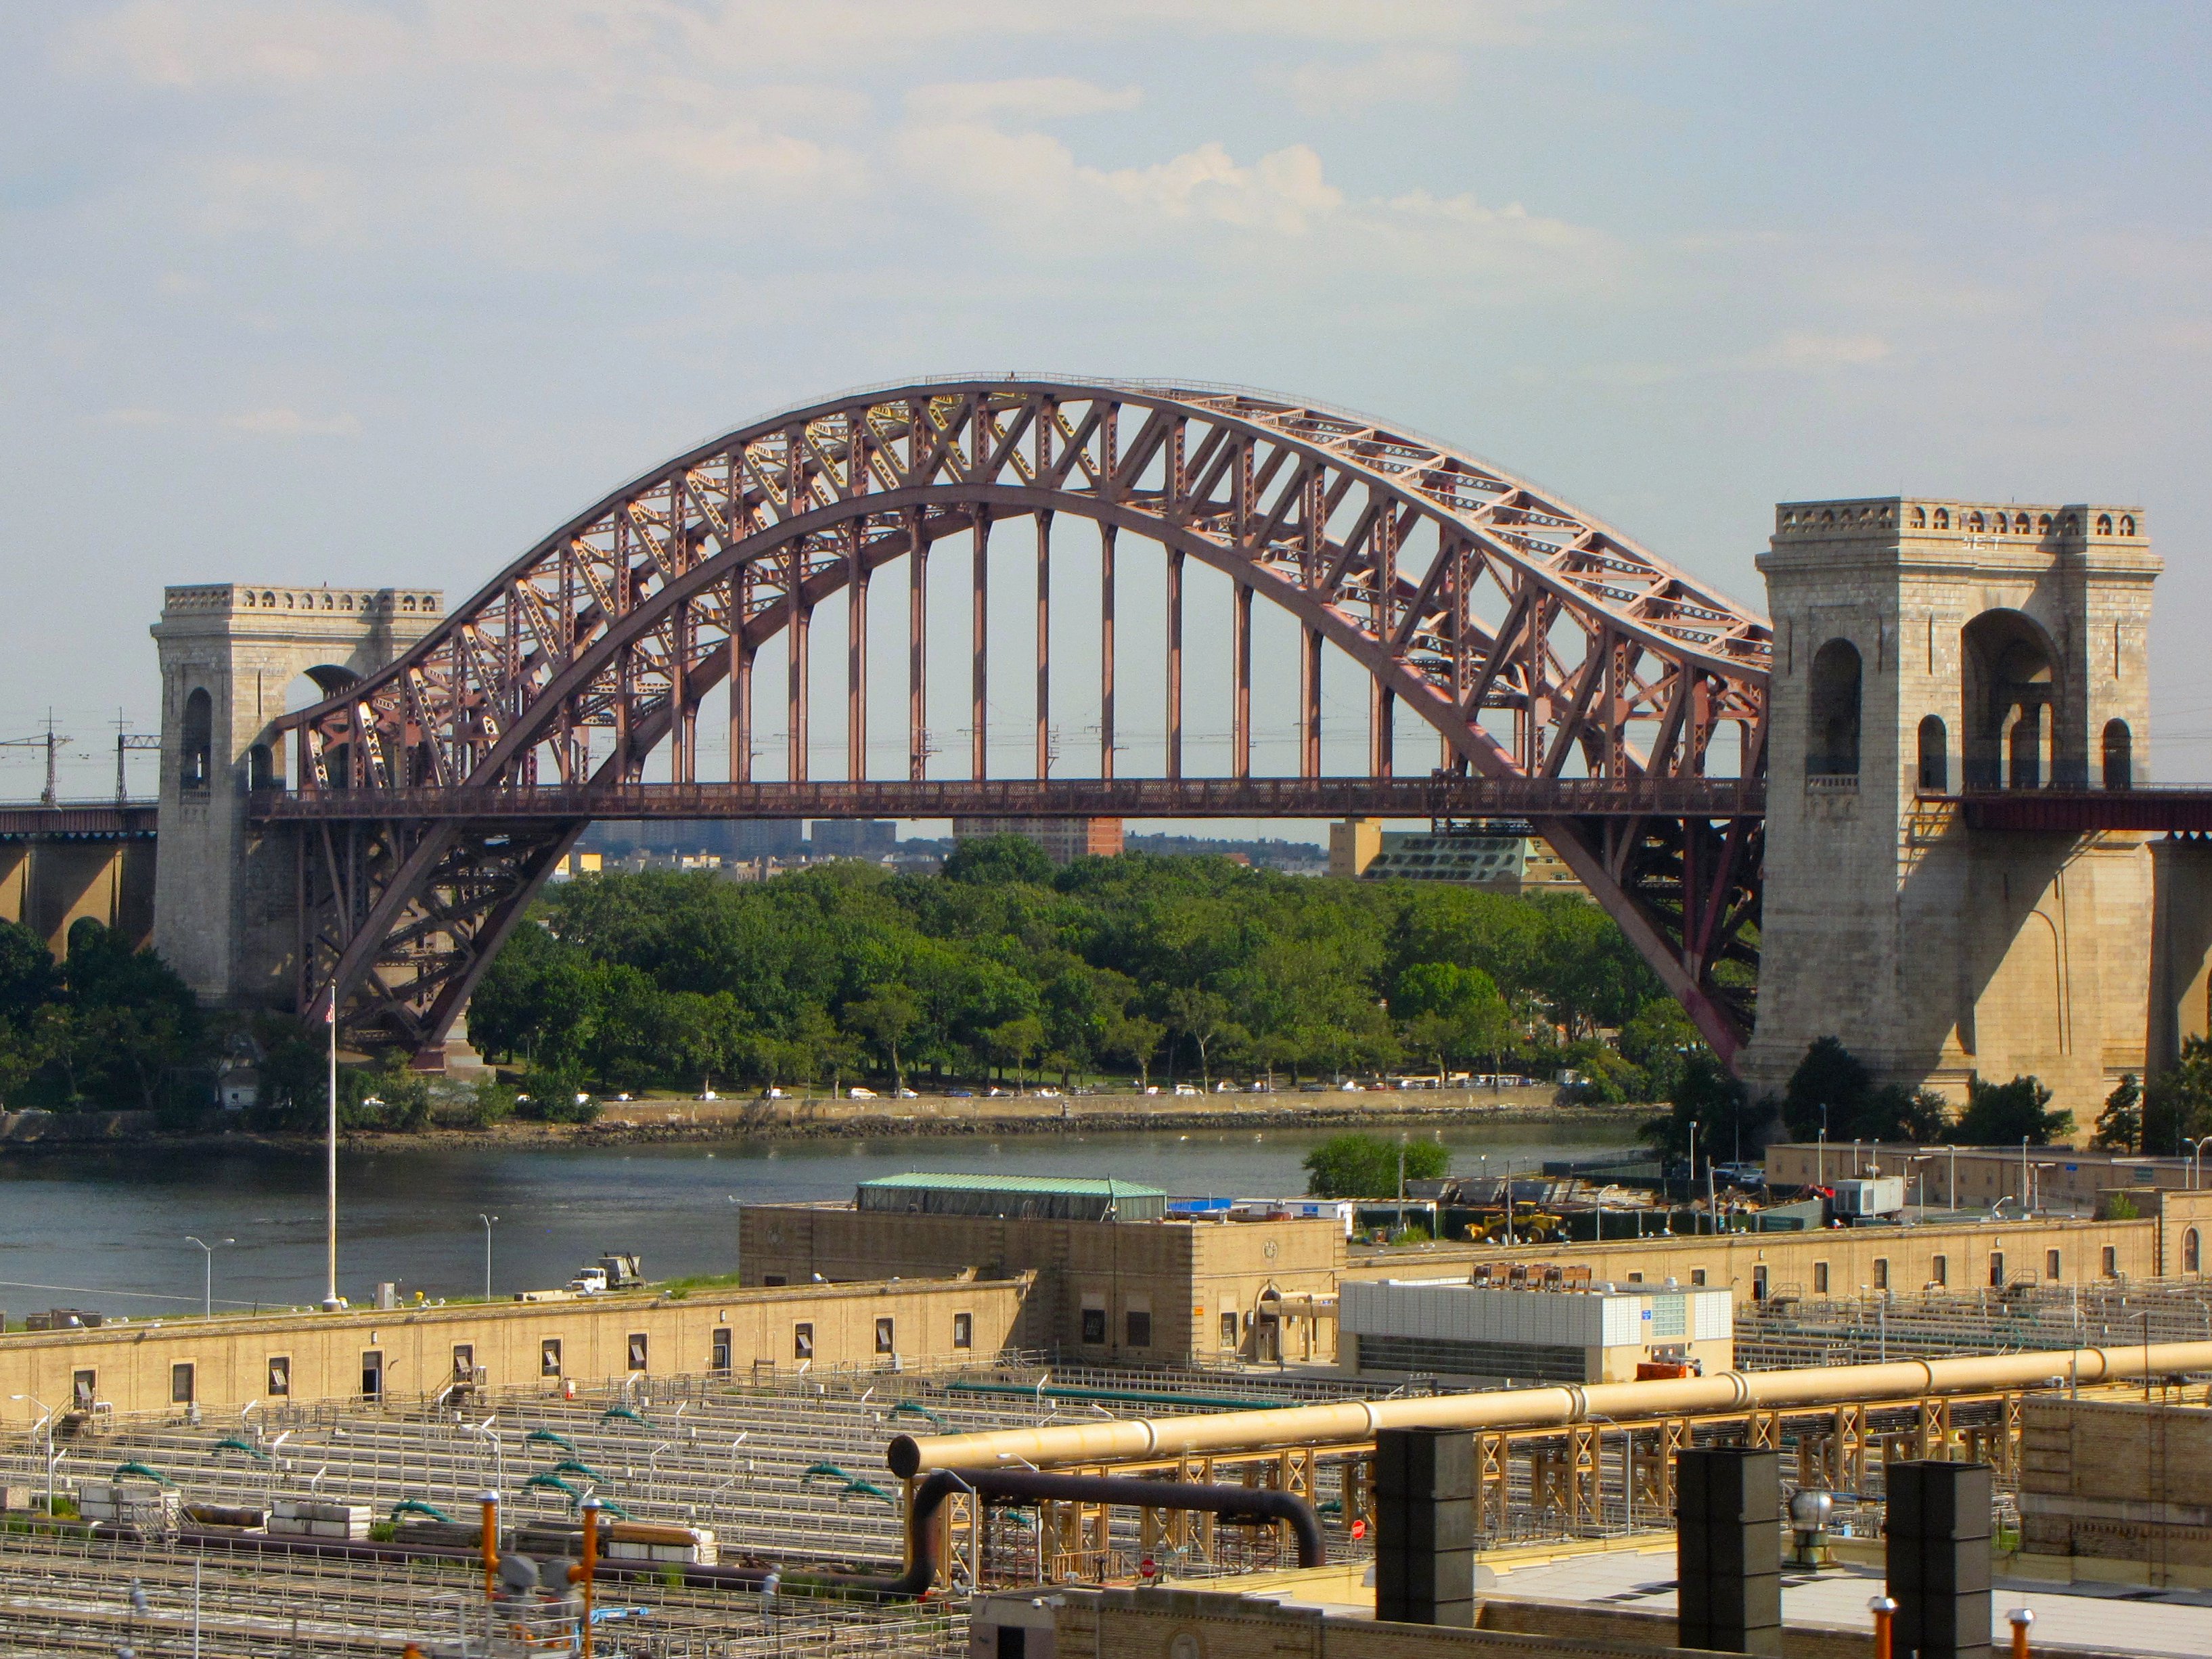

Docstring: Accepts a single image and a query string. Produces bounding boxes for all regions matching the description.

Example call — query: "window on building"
[1690,1269,1708,1287]
[72,1369,96,1411]
[874,1317,895,1355]
[1753,1265,1769,1300]
[1989,1252,2006,1288]
[794,1323,814,1361]
[1932,1254,1948,1286]
[1873,1258,1890,1291]
[1081,1306,1108,1344]
[2187,1229,2202,1275]
[1220,1311,1240,1347]
[2104,719,2134,790]
[1812,1262,1829,1295]
[762,1274,787,1288]
[1626,1271,1644,1285]
[1126,1309,1153,1348]
[541,1339,562,1378]
[452,1344,474,1380]
[171,1363,195,1405]
[361,1352,384,1399]
[2046,1249,2062,1282]
[1918,716,1949,794]
[179,688,213,790]
[711,1329,732,1373]
[1807,639,1863,777]
[627,1333,648,1373]
[267,1356,291,1396]
[953,1313,973,1350]
[2102,1246,2119,1277]
[247,743,275,790]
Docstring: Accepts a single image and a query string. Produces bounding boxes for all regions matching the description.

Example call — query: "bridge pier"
[1744,499,2159,1114]
[148,584,442,1012]
[0,836,154,957]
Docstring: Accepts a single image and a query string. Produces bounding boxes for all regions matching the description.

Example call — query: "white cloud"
[906,77,1141,124]
[222,408,361,437]
[1265,48,1465,115]
[1748,332,1895,371]
[1100,143,1342,234]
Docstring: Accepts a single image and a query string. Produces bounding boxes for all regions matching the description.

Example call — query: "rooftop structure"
[1341,1278,1733,1384]
[856,1173,1169,1223]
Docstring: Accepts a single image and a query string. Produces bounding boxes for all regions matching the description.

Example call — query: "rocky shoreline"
[0,1095,1651,1156]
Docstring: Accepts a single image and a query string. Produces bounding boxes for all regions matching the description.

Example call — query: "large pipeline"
[887,1340,2212,1477]
[849,1468,1326,1598]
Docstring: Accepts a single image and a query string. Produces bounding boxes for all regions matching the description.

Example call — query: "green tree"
[1166,986,1243,1088]
[984,1015,1046,1091]
[1853,1085,1950,1145]
[1642,1053,1771,1166]
[1102,1013,1165,1089]
[1951,1074,2073,1146]
[847,983,921,1092]
[1617,997,1704,1104]
[1302,1132,1448,1199]
[943,834,1054,886]
[2092,1073,2142,1153]
[1782,1037,1873,1143]
[2143,1037,2212,1155]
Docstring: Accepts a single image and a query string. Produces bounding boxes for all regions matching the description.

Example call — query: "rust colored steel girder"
[269,378,1771,1063]
[252,777,1766,824]
[1956,788,2212,834]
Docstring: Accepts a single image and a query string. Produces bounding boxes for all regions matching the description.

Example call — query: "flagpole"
[323,986,340,1311]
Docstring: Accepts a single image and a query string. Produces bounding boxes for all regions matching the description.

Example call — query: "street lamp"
[478,1214,498,1302]
[2190,1136,2212,1192]
[9,1393,56,1515]
[185,1236,233,1320]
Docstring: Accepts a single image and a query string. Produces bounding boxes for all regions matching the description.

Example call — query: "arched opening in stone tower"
[1917,714,1949,794]
[1806,637,1861,777]
[1962,610,2056,790]
[179,687,212,791]
[284,666,360,792]
[2103,719,2134,790]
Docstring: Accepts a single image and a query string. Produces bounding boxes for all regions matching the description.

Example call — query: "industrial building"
[1340,1278,1734,1384]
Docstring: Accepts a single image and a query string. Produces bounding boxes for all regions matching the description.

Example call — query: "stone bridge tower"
[1742,500,2158,1116]
[150,584,442,1009]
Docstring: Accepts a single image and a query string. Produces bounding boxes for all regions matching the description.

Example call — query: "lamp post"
[478,1214,498,1302]
[9,1393,56,1514]
[185,1236,233,1321]
[322,986,340,1312]
[2190,1136,2212,1192]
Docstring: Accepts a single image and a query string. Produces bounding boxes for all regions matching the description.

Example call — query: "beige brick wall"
[739,1206,1344,1363]
[0,1274,1028,1426]
[2021,1396,2212,1573]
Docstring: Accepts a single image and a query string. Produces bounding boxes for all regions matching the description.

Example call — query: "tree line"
[468,835,1690,1101]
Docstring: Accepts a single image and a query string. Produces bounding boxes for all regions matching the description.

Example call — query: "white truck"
[569,1253,646,1294]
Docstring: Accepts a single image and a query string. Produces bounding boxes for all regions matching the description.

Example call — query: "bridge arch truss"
[269,378,1770,1064]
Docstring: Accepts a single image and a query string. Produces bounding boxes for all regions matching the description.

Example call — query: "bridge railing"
[248,775,1769,823]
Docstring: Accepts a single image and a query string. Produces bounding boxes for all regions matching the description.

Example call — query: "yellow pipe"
[886,1340,2212,1476]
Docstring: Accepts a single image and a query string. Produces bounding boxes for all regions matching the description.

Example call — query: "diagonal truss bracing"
[271,378,1771,1066]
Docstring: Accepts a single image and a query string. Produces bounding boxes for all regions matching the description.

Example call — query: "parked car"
[897,1087,919,1099]
[948,1088,976,1098]
[848,1087,877,1099]
[1173,1083,1200,1096]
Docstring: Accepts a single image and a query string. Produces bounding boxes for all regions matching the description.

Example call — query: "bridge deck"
[0,803,158,840]
[1953,788,2212,833]
[247,777,1768,823]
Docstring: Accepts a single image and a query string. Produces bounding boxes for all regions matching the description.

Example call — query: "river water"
[0,1122,1640,1319]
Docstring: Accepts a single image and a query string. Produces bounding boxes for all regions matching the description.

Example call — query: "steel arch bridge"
[263,377,1771,1066]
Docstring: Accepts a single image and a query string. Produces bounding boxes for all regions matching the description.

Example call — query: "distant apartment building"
[811,819,898,858]
[951,816,1125,864]
[1330,818,1585,896]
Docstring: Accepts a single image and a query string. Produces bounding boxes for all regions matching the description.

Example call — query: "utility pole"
[114,710,159,804]
[0,711,72,806]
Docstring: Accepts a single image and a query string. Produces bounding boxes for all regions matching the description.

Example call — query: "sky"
[2,0,2209,823]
